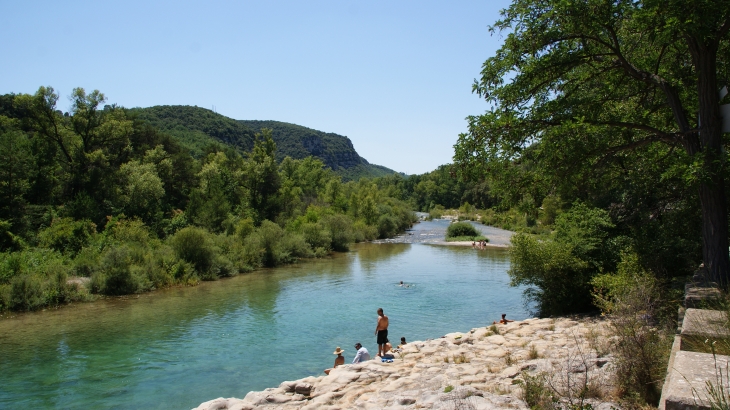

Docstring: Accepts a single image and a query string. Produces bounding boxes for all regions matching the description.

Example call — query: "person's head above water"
[377,308,384,315]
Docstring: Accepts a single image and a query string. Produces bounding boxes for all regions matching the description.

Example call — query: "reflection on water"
[0,225,525,409]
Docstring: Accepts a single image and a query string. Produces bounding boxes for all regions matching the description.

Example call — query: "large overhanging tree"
[454,0,730,286]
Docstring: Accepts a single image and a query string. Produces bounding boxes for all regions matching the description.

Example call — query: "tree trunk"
[699,182,729,287]
[691,38,730,288]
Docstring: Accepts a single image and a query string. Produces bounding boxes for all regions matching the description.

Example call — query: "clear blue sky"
[0,1,511,175]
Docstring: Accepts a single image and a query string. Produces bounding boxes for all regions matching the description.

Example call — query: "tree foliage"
[0,86,418,311]
[454,0,730,285]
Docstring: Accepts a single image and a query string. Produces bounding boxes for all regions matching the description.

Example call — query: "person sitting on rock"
[380,339,395,360]
[493,313,514,325]
[325,347,346,375]
[352,342,371,363]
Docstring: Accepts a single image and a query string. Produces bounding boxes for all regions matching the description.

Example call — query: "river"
[0,219,527,409]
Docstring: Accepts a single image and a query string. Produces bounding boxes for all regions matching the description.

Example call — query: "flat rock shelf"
[195,317,620,410]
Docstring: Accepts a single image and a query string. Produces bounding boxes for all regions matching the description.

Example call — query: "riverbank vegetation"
[444,221,486,242]
[0,87,417,312]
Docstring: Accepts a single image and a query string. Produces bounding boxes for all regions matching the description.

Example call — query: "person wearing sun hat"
[324,347,346,375]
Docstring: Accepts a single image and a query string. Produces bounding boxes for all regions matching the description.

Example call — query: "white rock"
[195,317,620,410]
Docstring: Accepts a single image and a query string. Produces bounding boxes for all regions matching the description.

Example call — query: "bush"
[509,233,592,316]
[446,221,479,238]
[245,220,312,267]
[38,218,96,256]
[429,204,445,220]
[301,222,332,250]
[102,217,151,246]
[9,274,45,311]
[170,226,214,275]
[0,248,84,311]
[591,252,674,405]
[377,214,398,239]
[321,214,355,251]
[508,203,620,316]
[353,221,378,242]
[96,246,148,295]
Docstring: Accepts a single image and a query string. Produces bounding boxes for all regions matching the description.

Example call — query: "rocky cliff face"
[239,120,369,170]
[194,317,619,410]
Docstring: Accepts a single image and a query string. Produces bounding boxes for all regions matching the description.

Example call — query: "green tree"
[117,160,165,222]
[243,129,280,223]
[16,87,133,220]
[454,0,730,285]
[0,117,32,221]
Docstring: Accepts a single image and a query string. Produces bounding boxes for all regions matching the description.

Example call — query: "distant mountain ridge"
[130,105,399,180]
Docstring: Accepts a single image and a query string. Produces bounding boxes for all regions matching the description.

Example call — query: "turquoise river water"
[0,220,528,409]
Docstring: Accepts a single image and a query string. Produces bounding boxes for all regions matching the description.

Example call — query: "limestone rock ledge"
[194,317,619,410]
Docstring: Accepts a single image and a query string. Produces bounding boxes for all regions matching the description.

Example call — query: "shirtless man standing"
[375,308,389,357]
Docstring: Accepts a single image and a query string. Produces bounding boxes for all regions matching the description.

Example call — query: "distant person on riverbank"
[352,343,370,363]
[325,347,346,375]
[493,313,514,325]
[375,308,389,357]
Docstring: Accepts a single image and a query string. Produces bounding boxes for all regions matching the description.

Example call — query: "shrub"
[509,233,592,316]
[164,209,189,236]
[143,246,176,289]
[0,248,82,311]
[235,217,255,240]
[322,214,355,251]
[170,226,214,275]
[540,195,561,226]
[73,246,101,277]
[102,217,151,246]
[9,274,45,311]
[446,221,479,239]
[353,221,378,242]
[429,204,445,219]
[38,218,96,256]
[98,246,146,295]
[591,252,674,405]
[377,214,398,238]
[245,220,312,268]
[508,203,620,316]
[519,372,555,409]
[301,222,332,250]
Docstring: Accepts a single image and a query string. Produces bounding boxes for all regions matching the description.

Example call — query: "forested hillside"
[131,106,396,180]
[131,105,256,155]
[0,87,417,312]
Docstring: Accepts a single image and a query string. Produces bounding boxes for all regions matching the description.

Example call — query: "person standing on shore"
[375,308,389,357]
